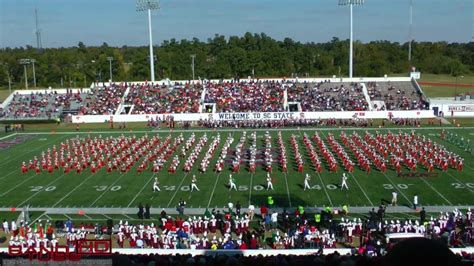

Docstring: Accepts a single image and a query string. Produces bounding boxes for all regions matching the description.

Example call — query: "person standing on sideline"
[413,194,418,210]
[177,198,186,215]
[304,173,311,190]
[191,175,200,191]
[341,173,349,190]
[137,203,144,219]
[391,191,398,206]
[420,207,426,224]
[266,173,274,190]
[229,174,237,191]
[2,219,9,234]
[152,177,161,192]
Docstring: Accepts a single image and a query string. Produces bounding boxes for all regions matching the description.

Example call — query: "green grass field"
[0,126,473,212]
[419,74,474,85]
[417,73,474,98]
[419,85,473,98]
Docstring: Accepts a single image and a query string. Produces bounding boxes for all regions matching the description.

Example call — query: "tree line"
[0,32,472,89]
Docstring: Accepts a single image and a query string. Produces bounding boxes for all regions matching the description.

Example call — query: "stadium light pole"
[338,0,364,78]
[137,0,159,83]
[30,59,37,88]
[190,54,196,81]
[455,75,464,100]
[19,59,30,89]
[408,0,413,63]
[107,57,114,82]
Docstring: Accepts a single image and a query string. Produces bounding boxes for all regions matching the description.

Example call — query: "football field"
[0,126,473,214]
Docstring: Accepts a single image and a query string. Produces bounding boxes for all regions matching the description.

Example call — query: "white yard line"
[89,172,128,207]
[317,130,373,206]
[302,129,334,206]
[127,174,156,208]
[446,172,474,193]
[248,173,254,207]
[17,172,68,207]
[0,133,17,140]
[207,173,222,208]
[349,173,374,206]
[299,129,333,206]
[0,170,21,182]
[64,214,73,220]
[316,172,333,206]
[162,130,195,207]
[29,213,46,225]
[381,172,413,206]
[52,173,96,207]
[166,173,190,208]
[0,135,69,181]
[0,134,68,167]
[418,178,453,205]
[0,173,38,197]
[283,172,292,207]
[427,132,474,171]
[207,131,235,209]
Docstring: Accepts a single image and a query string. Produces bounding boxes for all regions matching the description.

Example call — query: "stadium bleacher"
[125,83,202,114]
[287,81,369,111]
[366,81,429,111]
[204,81,285,112]
[0,79,428,120]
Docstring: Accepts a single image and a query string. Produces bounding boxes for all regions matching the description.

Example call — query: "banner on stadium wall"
[71,110,435,123]
[211,112,298,121]
[448,105,474,112]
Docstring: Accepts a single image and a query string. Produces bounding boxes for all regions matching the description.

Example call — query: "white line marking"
[418,177,453,205]
[0,135,69,181]
[283,172,292,207]
[446,172,474,193]
[89,172,128,207]
[0,170,20,182]
[316,172,333,206]
[0,133,17,141]
[381,172,413,206]
[0,173,38,197]
[206,131,234,209]
[127,174,156,208]
[349,173,374,206]
[29,213,45,225]
[17,172,68,206]
[248,173,254,207]
[207,173,222,208]
[314,130,339,207]
[0,134,68,167]
[52,173,96,207]
[166,173,190,208]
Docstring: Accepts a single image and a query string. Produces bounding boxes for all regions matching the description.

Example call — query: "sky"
[0,0,472,48]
